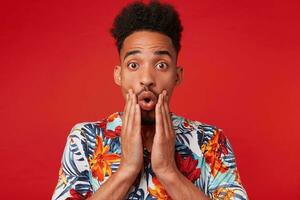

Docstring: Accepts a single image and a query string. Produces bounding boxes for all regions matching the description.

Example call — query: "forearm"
[87,166,138,200]
[156,169,210,200]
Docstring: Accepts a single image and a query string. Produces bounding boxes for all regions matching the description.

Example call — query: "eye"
[156,62,168,70]
[127,62,139,70]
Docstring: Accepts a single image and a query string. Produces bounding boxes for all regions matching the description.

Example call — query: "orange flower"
[107,112,119,122]
[88,136,120,182]
[201,130,228,176]
[212,187,236,200]
[58,166,67,186]
[148,177,172,200]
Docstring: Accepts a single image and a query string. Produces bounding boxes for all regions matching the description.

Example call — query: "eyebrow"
[153,50,172,59]
[123,50,173,61]
[123,50,141,61]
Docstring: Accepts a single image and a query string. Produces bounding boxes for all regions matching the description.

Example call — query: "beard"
[141,110,155,126]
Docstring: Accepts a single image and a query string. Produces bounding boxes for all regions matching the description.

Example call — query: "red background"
[1,0,299,199]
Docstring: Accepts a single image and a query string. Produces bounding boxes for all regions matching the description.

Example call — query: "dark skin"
[87,31,209,200]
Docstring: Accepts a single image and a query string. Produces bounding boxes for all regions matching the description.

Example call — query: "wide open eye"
[127,62,139,70]
[156,62,168,70]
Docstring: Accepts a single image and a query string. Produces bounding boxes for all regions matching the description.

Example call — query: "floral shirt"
[52,112,248,200]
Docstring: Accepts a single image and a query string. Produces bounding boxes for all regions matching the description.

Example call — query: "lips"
[138,91,158,111]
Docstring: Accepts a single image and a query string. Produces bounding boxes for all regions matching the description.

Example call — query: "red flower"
[176,153,200,182]
[105,125,121,138]
[98,120,107,129]
[217,131,228,155]
[66,189,92,200]
[183,120,194,131]
[98,113,122,139]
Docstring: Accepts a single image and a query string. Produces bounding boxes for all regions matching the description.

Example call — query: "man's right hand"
[119,89,143,176]
[87,89,143,200]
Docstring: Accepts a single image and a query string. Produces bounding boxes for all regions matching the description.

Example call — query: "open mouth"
[144,98,151,103]
[138,91,157,111]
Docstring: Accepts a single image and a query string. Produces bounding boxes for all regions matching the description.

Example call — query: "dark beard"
[141,110,155,126]
[141,116,155,126]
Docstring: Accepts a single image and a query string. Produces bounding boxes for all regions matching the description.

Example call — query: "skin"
[87,31,209,200]
[114,30,181,126]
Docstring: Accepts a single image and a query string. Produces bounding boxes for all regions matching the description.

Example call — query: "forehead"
[120,31,176,59]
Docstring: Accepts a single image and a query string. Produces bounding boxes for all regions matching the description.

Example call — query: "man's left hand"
[151,90,178,178]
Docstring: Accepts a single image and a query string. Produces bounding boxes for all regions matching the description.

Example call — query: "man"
[52,1,248,200]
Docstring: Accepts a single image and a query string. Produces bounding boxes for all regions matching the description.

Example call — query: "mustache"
[136,86,159,98]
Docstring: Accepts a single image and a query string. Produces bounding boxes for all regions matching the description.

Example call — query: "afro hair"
[110,0,183,54]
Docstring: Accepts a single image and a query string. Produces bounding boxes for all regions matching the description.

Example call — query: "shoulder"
[171,113,224,145]
[66,112,122,152]
[171,113,220,132]
[68,121,101,140]
[68,112,122,139]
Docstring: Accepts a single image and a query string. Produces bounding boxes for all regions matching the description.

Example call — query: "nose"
[139,67,155,88]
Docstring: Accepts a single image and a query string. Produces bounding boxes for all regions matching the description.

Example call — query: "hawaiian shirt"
[52,112,248,200]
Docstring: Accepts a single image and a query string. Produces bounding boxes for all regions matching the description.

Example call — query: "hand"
[151,90,178,177]
[119,89,143,176]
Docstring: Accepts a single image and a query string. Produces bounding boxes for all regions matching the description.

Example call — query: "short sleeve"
[201,129,248,200]
[52,124,92,200]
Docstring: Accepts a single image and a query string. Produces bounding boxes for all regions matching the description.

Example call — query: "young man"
[52,1,247,200]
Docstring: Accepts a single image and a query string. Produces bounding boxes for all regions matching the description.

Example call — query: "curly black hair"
[110,0,183,54]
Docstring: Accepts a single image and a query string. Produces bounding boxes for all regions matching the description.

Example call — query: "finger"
[127,90,137,133]
[163,91,173,135]
[155,93,163,137]
[123,92,129,118]
[134,103,141,134]
[160,92,169,137]
[123,89,133,133]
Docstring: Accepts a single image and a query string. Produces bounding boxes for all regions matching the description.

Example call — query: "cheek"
[120,72,138,91]
[157,73,177,90]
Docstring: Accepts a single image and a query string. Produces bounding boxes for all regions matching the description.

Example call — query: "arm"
[152,91,247,199]
[86,165,138,200]
[151,90,209,200]
[52,89,144,200]
[87,89,143,200]
[156,169,209,200]
[52,127,93,200]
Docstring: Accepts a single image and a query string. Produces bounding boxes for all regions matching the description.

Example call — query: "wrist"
[117,164,141,181]
[155,166,180,185]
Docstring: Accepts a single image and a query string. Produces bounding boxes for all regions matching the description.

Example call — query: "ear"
[175,66,183,85]
[114,65,122,86]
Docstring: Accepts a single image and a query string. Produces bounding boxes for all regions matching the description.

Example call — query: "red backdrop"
[1,0,299,199]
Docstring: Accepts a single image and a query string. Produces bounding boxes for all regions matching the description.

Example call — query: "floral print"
[201,129,229,176]
[148,177,172,200]
[66,189,92,200]
[175,152,200,183]
[88,136,121,182]
[52,112,248,200]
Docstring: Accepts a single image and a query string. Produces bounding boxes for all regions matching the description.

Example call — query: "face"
[114,31,182,125]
